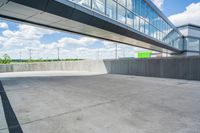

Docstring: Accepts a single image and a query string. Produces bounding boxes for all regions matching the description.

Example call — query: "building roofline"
[177,24,200,29]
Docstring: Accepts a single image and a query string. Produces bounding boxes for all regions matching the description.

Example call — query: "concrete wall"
[127,57,200,80]
[0,60,110,74]
[0,57,200,80]
[107,57,200,81]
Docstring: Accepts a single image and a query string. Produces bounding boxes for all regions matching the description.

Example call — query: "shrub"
[0,54,12,64]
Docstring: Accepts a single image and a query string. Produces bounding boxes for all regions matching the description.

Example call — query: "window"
[144,21,149,35]
[93,0,105,14]
[163,22,167,34]
[174,38,182,49]
[156,30,160,40]
[144,3,149,21]
[140,0,145,18]
[149,9,154,25]
[150,25,155,38]
[156,17,161,30]
[159,32,163,41]
[133,0,136,12]
[118,0,126,6]
[153,13,158,27]
[147,6,152,23]
[106,0,117,20]
[127,0,134,11]
[135,0,140,15]
[117,4,126,24]
[133,15,140,31]
[186,38,200,51]
[126,10,134,27]
[70,0,91,8]
[140,18,145,33]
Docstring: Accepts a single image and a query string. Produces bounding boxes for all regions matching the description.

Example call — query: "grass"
[8,59,83,64]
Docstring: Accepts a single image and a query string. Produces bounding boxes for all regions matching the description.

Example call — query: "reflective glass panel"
[126,10,134,27]
[134,15,140,31]
[144,21,149,35]
[117,4,126,24]
[150,25,155,38]
[127,0,134,11]
[106,0,117,20]
[140,18,145,33]
[93,0,105,13]
[118,0,126,6]
[140,0,145,18]
[70,0,91,7]
[186,38,200,51]
[135,0,140,15]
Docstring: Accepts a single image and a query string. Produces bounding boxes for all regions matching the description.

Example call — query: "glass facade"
[67,0,183,50]
[93,0,105,13]
[185,38,200,52]
[106,0,116,19]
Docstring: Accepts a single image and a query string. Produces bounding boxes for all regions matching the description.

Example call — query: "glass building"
[178,24,200,55]
[68,0,183,50]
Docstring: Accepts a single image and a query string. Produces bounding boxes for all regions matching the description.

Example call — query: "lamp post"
[29,49,32,60]
[19,51,22,61]
[57,47,60,60]
[115,43,118,59]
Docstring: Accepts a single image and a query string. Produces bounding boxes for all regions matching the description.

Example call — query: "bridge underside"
[0,0,181,53]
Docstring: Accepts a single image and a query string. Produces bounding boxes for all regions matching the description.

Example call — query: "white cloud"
[2,24,56,40]
[57,36,98,47]
[37,38,146,59]
[39,36,99,51]
[0,22,8,29]
[1,24,57,49]
[151,0,164,10]
[0,22,104,59]
[0,21,145,59]
[168,2,200,26]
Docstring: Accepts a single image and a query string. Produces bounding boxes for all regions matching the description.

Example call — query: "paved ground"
[0,71,200,133]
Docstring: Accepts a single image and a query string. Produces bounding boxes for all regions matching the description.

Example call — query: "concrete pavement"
[0,71,200,133]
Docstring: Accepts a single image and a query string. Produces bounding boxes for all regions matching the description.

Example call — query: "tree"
[0,54,12,64]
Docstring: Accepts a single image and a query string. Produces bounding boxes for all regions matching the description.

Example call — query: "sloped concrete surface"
[0,71,200,133]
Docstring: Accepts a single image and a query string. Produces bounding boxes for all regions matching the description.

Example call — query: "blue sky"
[0,0,200,59]
[163,0,200,16]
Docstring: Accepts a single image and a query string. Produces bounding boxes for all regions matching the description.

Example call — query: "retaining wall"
[0,60,110,74]
[0,56,200,80]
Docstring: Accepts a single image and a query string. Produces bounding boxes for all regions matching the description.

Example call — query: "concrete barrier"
[0,57,200,80]
[0,60,110,74]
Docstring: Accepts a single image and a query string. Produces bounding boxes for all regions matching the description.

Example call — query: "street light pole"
[19,52,22,61]
[123,49,125,58]
[115,43,118,59]
[57,47,60,60]
[97,48,100,60]
[29,49,32,60]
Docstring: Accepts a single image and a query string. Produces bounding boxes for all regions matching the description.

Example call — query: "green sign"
[137,51,152,58]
